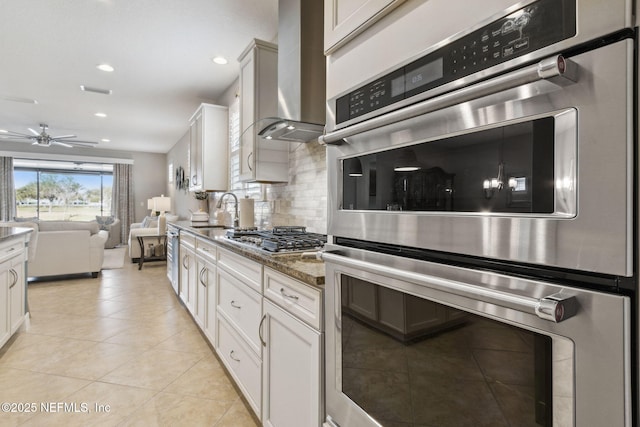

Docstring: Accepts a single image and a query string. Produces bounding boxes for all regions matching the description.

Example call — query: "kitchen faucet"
[216,192,239,228]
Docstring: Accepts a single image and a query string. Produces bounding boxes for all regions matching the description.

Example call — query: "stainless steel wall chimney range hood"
[258,0,326,143]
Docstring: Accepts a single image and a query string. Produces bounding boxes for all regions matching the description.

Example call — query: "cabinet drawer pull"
[5,247,16,254]
[280,288,299,300]
[259,314,267,347]
[199,267,207,287]
[182,255,190,269]
[247,152,253,171]
[8,269,18,288]
[229,350,240,362]
[201,247,210,252]
[230,300,241,309]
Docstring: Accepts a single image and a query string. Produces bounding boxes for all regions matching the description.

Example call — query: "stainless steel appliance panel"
[323,245,631,427]
[325,0,632,117]
[327,40,633,277]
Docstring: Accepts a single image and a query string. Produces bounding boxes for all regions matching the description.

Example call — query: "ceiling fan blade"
[51,140,73,148]
[50,134,76,139]
[58,139,99,146]
[0,95,38,104]
[2,131,34,138]
[28,128,40,136]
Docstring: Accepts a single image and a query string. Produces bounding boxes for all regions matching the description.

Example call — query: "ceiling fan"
[1,123,98,148]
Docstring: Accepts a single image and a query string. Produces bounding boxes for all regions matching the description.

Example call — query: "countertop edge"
[0,227,34,242]
[169,221,325,287]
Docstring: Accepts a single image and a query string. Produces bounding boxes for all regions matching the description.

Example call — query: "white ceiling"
[0,0,278,154]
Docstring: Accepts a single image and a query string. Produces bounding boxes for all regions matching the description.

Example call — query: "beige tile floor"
[0,255,260,427]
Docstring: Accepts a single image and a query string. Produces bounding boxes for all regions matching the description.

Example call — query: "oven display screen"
[405,57,443,92]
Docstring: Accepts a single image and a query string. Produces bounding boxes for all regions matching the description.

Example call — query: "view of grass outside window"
[14,159,113,221]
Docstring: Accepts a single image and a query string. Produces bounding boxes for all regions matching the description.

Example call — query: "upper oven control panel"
[335,0,576,126]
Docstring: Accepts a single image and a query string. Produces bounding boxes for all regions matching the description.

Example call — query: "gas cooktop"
[225,226,327,254]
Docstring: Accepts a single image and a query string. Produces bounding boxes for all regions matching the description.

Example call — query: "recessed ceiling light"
[212,56,228,65]
[0,129,7,133]
[97,64,115,72]
[101,138,110,142]
[95,112,107,118]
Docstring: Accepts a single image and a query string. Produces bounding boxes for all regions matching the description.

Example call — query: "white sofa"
[1,220,108,278]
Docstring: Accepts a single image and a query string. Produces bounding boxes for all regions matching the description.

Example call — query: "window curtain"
[111,163,134,244]
[0,157,16,221]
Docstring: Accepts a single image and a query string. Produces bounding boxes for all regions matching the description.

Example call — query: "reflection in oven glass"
[341,277,552,426]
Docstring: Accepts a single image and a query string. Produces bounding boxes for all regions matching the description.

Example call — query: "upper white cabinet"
[188,103,229,192]
[238,39,289,183]
[324,0,405,54]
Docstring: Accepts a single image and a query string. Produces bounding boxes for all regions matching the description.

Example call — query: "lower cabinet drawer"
[217,268,262,355]
[217,315,262,418]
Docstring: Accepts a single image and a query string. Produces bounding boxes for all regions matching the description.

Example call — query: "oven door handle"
[321,251,577,323]
[319,55,577,145]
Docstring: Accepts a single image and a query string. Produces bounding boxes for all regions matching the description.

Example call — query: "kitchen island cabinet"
[0,229,31,349]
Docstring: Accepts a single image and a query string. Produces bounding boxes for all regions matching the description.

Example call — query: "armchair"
[128,215,178,261]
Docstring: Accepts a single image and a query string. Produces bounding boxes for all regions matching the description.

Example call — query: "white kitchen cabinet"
[188,103,229,192]
[8,254,25,334]
[262,269,323,427]
[179,232,197,312]
[324,0,405,54]
[215,246,264,419]
[216,260,263,356]
[0,235,28,349]
[195,237,217,345]
[238,39,289,183]
[217,314,262,416]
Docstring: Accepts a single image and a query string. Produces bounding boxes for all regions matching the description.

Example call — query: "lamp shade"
[153,195,171,214]
[147,199,154,209]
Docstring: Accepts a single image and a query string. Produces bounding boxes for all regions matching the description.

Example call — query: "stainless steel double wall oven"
[321,1,636,426]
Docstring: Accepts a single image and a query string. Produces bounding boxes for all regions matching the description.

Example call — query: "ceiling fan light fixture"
[96,63,115,72]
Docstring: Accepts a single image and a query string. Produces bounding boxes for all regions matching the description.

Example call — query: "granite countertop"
[0,226,34,242]
[169,221,325,287]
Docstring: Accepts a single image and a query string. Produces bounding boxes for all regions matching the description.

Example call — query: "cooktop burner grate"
[225,226,326,253]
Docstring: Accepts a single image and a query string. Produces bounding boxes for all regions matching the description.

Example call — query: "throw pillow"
[95,215,115,231]
[14,216,38,222]
[141,216,154,228]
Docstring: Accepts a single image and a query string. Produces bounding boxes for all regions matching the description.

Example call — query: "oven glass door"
[340,274,557,427]
[342,111,574,216]
[324,248,631,427]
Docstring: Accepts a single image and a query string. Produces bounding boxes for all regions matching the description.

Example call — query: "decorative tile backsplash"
[212,141,327,234]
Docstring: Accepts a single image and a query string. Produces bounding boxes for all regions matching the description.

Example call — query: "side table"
[137,234,167,270]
